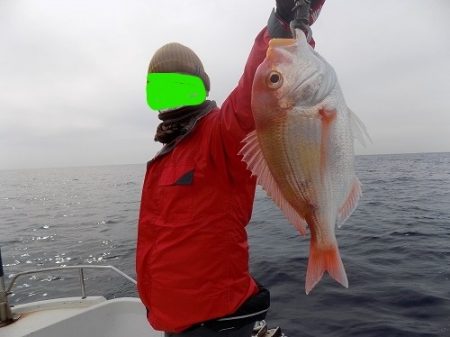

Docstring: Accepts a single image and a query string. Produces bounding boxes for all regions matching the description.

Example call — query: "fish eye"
[266,71,283,89]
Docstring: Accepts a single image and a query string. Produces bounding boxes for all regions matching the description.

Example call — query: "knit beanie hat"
[148,42,210,92]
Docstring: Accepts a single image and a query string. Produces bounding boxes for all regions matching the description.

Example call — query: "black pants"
[164,321,255,337]
[163,286,269,337]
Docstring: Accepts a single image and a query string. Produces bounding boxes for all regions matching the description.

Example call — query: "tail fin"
[305,242,348,294]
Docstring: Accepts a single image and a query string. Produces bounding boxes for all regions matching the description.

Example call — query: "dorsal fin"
[240,131,308,235]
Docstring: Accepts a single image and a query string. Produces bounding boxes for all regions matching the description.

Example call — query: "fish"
[240,30,369,294]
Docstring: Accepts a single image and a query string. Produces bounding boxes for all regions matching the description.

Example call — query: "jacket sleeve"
[217,26,271,157]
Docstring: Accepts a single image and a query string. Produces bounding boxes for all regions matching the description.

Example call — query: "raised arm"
[218,1,326,155]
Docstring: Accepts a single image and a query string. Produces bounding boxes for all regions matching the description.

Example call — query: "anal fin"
[337,177,362,228]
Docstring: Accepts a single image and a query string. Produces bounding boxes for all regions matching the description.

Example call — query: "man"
[136,1,326,336]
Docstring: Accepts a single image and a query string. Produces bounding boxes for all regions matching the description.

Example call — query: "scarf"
[151,100,217,161]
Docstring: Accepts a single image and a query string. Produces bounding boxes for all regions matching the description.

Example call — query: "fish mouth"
[269,38,296,48]
[267,38,296,59]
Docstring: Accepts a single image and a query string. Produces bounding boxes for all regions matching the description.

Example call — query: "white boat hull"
[1,297,161,337]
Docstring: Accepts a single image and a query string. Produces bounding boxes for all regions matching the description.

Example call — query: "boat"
[0,250,284,337]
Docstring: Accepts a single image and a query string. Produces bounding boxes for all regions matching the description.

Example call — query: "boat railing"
[1,246,136,327]
[6,265,137,299]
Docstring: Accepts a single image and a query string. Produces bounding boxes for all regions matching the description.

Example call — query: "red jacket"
[136,28,271,332]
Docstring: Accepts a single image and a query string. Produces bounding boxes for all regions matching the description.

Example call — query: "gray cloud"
[1,0,449,169]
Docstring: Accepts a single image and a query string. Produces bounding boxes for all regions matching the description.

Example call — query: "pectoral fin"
[348,108,371,147]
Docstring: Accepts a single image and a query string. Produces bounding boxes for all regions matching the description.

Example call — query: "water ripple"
[1,155,450,336]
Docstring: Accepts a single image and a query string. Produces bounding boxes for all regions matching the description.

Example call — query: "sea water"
[1,153,449,336]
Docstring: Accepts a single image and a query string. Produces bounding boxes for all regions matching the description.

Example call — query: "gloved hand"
[275,0,326,25]
[269,0,325,41]
[275,0,298,23]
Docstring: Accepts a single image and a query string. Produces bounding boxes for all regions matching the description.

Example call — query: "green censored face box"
[146,73,207,111]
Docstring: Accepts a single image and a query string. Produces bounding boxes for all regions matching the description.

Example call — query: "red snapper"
[240,30,369,294]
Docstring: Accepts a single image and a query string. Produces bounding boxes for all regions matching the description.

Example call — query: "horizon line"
[1,150,450,172]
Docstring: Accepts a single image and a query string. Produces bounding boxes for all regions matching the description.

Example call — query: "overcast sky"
[1,0,449,170]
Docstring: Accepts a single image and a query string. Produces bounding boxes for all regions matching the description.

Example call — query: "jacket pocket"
[159,166,194,186]
[155,164,195,227]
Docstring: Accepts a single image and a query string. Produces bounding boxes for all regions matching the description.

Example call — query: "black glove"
[269,0,325,39]
[268,1,301,39]
[275,0,325,25]
[275,0,298,23]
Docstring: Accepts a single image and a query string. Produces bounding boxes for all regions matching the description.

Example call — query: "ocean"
[1,152,449,336]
